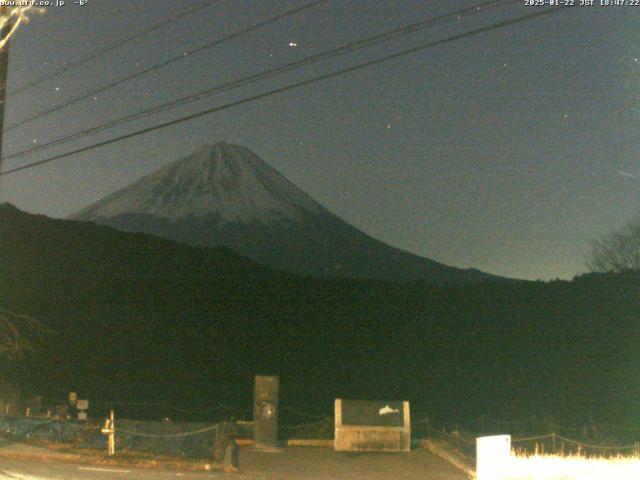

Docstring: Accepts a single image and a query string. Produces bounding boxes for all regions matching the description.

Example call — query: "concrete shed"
[334,399,410,452]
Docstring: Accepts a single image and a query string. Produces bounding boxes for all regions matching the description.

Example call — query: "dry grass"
[496,451,640,480]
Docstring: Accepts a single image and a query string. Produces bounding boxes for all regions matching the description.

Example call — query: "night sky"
[0,0,638,280]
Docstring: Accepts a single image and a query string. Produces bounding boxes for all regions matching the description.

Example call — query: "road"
[0,445,470,479]
[0,456,223,479]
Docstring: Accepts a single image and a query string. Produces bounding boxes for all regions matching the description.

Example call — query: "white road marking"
[78,467,132,473]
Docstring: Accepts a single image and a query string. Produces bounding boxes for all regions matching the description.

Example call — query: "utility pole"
[101,409,116,456]
[0,6,12,172]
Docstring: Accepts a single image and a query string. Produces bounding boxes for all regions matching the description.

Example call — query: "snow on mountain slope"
[72,143,324,224]
[71,142,502,283]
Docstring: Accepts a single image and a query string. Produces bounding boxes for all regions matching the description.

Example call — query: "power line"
[4,0,326,132]
[0,7,565,178]
[2,0,518,163]
[5,0,219,98]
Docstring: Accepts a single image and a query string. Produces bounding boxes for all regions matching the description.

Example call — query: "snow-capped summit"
[72,143,501,284]
[73,142,324,224]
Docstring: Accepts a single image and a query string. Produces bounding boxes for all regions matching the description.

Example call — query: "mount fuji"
[71,142,498,283]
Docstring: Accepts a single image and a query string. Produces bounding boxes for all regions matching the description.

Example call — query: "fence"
[0,414,234,459]
[477,415,640,440]
[511,432,640,458]
[417,414,640,479]
[477,434,640,480]
[431,423,640,458]
[0,399,334,459]
[7,397,640,456]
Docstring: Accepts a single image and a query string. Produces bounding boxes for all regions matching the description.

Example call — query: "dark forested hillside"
[2,204,639,427]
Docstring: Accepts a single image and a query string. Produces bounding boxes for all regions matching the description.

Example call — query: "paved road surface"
[240,447,469,479]
[0,444,469,479]
[0,457,218,479]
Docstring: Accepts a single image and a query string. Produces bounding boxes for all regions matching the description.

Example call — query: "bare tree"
[586,215,640,273]
[0,6,42,49]
[0,308,49,360]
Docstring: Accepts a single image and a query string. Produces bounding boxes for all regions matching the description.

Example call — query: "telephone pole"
[0,6,12,173]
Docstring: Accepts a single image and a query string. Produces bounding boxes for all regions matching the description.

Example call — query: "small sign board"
[68,392,77,405]
[78,411,88,421]
[76,399,89,411]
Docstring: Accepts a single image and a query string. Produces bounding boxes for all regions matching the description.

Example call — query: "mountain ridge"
[71,142,505,284]
[72,143,325,224]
